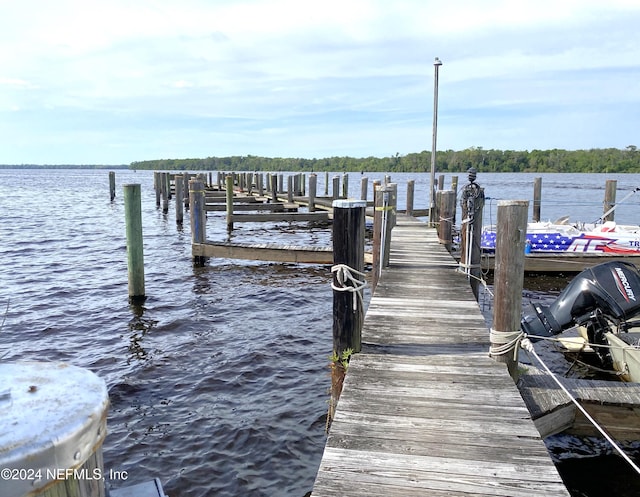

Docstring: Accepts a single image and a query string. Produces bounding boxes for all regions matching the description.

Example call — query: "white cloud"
[0,0,639,162]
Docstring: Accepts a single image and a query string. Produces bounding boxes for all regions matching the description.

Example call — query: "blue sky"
[1,0,639,164]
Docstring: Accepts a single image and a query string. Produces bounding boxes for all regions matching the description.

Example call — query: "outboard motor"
[521,261,640,367]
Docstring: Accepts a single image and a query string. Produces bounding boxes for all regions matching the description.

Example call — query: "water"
[1,169,639,496]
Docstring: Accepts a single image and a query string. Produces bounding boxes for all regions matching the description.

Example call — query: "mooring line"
[520,337,640,476]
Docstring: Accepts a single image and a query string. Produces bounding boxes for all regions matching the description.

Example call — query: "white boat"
[604,332,640,383]
[483,220,640,256]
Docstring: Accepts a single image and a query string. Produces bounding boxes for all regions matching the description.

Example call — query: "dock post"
[324,171,329,196]
[332,199,366,356]
[109,171,116,201]
[603,179,617,222]
[332,175,340,200]
[175,174,184,225]
[372,181,382,291]
[406,179,415,216]
[451,175,458,224]
[308,174,317,212]
[459,168,484,300]
[389,183,398,228]
[257,173,264,196]
[381,184,395,268]
[123,184,145,300]
[490,200,528,374]
[287,175,294,203]
[0,362,109,497]
[342,173,349,199]
[183,173,190,210]
[154,172,161,207]
[360,176,368,201]
[225,175,234,232]
[165,172,172,200]
[438,174,445,190]
[161,173,169,214]
[270,174,278,202]
[533,177,542,222]
[190,178,207,264]
[438,190,455,251]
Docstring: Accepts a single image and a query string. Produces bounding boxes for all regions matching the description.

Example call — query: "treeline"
[130,146,640,173]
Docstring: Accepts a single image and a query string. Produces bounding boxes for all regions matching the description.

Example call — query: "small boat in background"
[482,220,640,255]
[480,220,640,272]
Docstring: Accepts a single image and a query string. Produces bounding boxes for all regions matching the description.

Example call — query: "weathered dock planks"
[312,215,570,496]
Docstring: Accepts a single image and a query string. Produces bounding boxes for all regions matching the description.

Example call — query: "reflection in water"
[127,302,158,363]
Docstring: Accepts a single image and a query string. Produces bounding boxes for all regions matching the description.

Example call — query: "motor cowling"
[522,261,640,337]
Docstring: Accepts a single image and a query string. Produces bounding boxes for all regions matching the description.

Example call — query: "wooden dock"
[312,215,570,496]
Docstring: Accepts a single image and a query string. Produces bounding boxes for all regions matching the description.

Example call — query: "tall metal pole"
[429,57,443,227]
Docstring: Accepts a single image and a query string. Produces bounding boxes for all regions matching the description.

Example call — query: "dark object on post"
[459,168,484,299]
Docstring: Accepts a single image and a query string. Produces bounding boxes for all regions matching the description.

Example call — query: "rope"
[331,264,367,311]
[490,329,525,360]
[521,337,640,476]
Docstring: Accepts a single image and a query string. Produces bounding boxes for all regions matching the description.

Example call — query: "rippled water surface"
[2,169,640,496]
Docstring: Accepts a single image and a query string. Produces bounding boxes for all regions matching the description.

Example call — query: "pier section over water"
[312,216,569,496]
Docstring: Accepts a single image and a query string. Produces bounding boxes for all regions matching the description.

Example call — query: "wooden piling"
[225,175,234,232]
[190,180,206,237]
[183,173,190,210]
[161,173,169,213]
[451,175,458,224]
[109,171,116,201]
[603,179,617,222]
[154,172,161,207]
[175,174,184,224]
[372,181,382,291]
[332,175,340,200]
[438,190,455,251]
[287,176,294,203]
[123,184,145,300]
[165,172,172,200]
[388,182,398,228]
[257,173,264,196]
[325,172,329,196]
[533,177,542,222]
[309,174,317,212]
[332,199,366,356]
[360,176,368,201]
[406,179,415,216]
[270,174,278,203]
[380,184,396,267]
[491,200,528,372]
[342,173,349,198]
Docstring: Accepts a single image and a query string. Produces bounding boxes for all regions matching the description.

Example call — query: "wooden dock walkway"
[312,215,570,496]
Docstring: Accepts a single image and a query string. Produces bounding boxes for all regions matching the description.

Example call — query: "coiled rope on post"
[490,329,525,360]
[520,337,640,476]
[331,264,367,312]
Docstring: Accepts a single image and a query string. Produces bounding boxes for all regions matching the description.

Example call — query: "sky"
[1,0,639,165]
